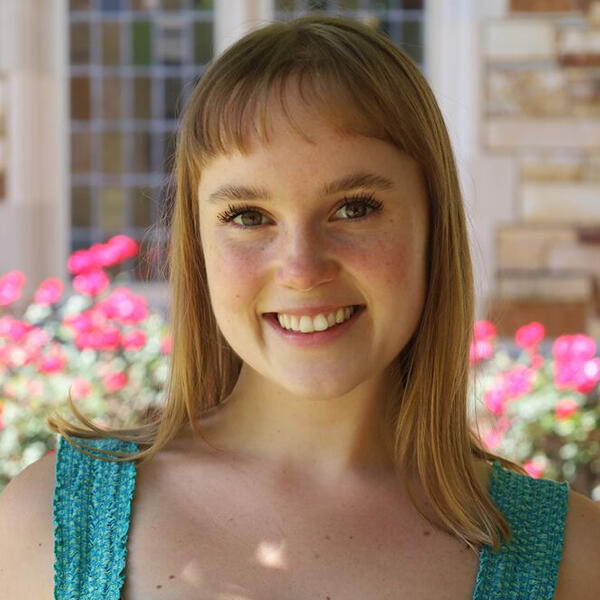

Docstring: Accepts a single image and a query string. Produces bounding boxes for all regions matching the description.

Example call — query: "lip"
[264,304,365,317]
[262,305,365,348]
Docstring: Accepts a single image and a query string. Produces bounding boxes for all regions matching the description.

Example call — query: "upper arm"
[554,488,600,599]
[0,452,57,599]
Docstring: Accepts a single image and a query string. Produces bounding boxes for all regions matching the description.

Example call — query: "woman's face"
[197,94,429,401]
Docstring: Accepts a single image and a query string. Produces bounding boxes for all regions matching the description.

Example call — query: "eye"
[216,193,384,230]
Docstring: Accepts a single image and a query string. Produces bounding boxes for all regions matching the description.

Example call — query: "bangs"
[191,65,394,169]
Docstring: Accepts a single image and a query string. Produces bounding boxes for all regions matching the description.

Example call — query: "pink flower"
[501,365,535,400]
[63,310,95,334]
[523,459,545,479]
[122,329,147,351]
[484,388,506,416]
[67,249,101,274]
[530,352,544,370]
[34,278,64,305]
[97,288,148,325]
[470,339,494,365]
[161,334,172,355]
[103,371,128,392]
[551,334,599,394]
[72,268,110,297]
[36,345,67,374]
[555,397,578,420]
[0,316,32,342]
[515,321,545,349]
[482,428,505,451]
[474,320,496,342]
[0,270,26,306]
[107,235,139,261]
[553,334,596,364]
[23,327,49,355]
[71,377,92,400]
[74,324,121,352]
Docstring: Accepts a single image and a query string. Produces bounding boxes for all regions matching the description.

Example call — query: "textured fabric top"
[53,435,570,599]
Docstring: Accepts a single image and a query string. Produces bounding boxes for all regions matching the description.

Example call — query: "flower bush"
[470,320,600,501]
[1,236,599,502]
[0,236,171,491]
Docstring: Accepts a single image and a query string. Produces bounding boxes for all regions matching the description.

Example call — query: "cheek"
[350,234,422,292]
[204,237,266,308]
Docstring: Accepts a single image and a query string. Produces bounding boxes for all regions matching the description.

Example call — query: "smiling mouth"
[263,304,366,333]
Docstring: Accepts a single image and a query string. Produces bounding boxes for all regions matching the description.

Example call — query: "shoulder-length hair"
[48,14,526,553]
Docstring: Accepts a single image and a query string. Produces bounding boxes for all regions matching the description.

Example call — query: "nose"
[274,230,338,291]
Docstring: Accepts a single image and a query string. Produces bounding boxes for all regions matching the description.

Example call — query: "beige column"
[214,0,275,57]
[425,0,514,322]
[0,0,68,312]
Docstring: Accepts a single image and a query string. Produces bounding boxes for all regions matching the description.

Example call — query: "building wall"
[2,0,549,334]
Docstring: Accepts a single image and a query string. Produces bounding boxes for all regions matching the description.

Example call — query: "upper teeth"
[277,306,356,333]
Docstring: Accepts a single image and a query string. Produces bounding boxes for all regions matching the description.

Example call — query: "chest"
[120,460,481,600]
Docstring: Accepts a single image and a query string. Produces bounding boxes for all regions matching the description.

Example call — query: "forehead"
[196,73,393,169]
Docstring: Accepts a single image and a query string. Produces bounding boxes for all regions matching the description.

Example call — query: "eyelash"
[216,193,384,229]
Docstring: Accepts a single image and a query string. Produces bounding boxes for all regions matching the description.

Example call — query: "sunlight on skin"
[254,538,288,569]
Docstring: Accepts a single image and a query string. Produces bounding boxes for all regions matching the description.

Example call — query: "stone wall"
[482,1,600,337]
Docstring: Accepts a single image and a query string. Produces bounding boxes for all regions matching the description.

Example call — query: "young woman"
[1,14,599,600]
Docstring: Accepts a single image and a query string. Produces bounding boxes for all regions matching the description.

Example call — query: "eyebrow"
[207,170,395,203]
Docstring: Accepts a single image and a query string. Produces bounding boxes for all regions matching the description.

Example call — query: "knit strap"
[472,459,569,599]
[53,435,139,600]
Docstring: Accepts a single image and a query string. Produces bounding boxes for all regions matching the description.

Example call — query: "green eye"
[216,193,383,230]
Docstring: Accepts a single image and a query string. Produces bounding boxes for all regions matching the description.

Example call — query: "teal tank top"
[52,435,570,599]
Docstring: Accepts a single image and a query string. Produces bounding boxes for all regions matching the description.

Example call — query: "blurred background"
[0,0,599,500]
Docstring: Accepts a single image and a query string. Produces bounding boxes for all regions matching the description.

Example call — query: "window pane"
[402,20,423,65]
[193,21,213,64]
[193,0,213,7]
[70,23,90,64]
[158,18,185,66]
[101,0,123,10]
[71,131,92,174]
[102,21,121,66]
[70,0,92,9]
[164,77,182,119]
[133,76,152,119]
[132,21,152,65]
[132,186,154,228]
[101,75,122,119]
[162,0,184,8]
[71,76,91,120]
[133,132,152,173]
[102,131,122,174]
[131,0,158,9]
[71,186,92,227]
[100,187,125,231]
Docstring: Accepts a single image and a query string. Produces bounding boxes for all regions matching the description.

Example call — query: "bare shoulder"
[554,488,600,600]
[0,451,57,599]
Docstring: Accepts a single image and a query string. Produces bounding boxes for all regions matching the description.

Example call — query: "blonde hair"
[47,14,527,553]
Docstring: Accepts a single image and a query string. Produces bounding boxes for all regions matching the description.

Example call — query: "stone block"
[546,243,600,276]
[496,270,594,301]
[485,296,591,337]
[496,223,578,269]
[483,20,557,62]
[521,182,600,222]
[484,118,600,149]
[518,150,585,181]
